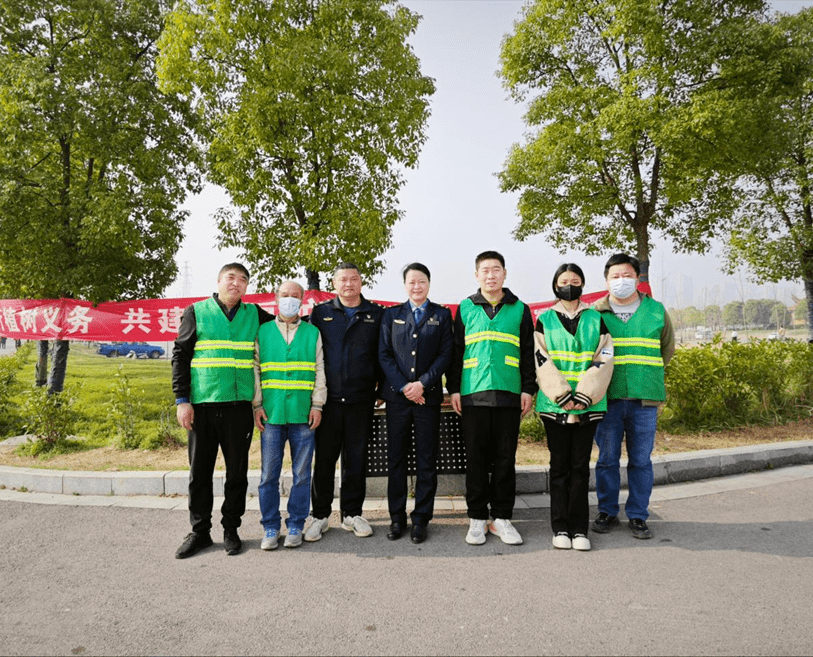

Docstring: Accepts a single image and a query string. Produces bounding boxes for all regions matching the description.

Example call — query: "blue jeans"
[594,400,658,521]
[258,423,315,533]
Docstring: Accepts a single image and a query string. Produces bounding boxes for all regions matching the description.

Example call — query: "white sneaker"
[284,529,303,548]
[465,519,488,545]
[304,517,329,542]
[341,515,373,537]
[571,533,591,551]
[552,532,572,549]
[488,518,523,545]
[261,528,279,551]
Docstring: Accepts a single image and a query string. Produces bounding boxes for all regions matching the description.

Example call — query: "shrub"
[18,384,79,456]
[111,365,143,449]
[0,343,34,431]
[519,411,546,442]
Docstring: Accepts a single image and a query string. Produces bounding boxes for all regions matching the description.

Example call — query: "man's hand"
[309,409,322,430]
[520,392,534,418]
[403,381,425,405]
[176,402,194,431]
[451,392,462,416]
[253,407,267,432]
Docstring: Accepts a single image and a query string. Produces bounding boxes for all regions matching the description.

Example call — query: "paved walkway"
[1,465,812,656]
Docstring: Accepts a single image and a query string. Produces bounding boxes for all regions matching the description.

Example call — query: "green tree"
[795,298,808,325]
[0,0,201,391]
[744,299,774,328]
[498,0,766,282]
[156,0,434,290]
[682,306,704,329]
[723,301,744,328]
[719,9,813,338]
[704,304,722,329]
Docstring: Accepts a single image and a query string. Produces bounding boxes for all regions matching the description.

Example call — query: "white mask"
[609,277,637,299]
[277,296,302,317]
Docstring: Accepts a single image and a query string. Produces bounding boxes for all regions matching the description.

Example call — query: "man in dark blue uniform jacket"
[379,263,453,543]
[304,262,384,541]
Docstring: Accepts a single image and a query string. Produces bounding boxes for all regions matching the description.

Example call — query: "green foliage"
[156,0,434,290]
[498,0,766,279]
[519,410,546,443]
[0,0,201,302]
[662,338,813,431]
[140,409,186,451]
[0,342,34,431]
[18,385,79,456]
[111,365,142,449]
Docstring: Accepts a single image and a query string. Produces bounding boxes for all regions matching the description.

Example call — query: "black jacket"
[309,295,384,404]
[446,288,537,407]
[378,301,453,406]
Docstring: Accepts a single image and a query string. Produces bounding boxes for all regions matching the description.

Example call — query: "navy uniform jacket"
[310,295,384,404]
[378,301,453,406]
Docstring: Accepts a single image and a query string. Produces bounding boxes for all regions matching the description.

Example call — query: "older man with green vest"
[172,263,272,559]
[591,253,675,540]
[252,280,326,551]
[448,250,537,546]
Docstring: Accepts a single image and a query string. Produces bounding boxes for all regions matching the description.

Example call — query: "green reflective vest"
[535,308,607,414]
[460,298,523,396]
[602,295,666,401]
[258,321,318,425]
[190,297,259,404]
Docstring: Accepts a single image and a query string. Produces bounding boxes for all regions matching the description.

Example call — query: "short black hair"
[603,253,640,278]
[218,262,250,281]
[333,262,360,277]
[475,250,505,269]
[402,262,431,282]
[551,263,585,296]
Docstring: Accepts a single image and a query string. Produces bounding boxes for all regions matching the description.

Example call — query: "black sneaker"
[628,518,652,540]
[175,532,213,559]
[591,512,620,534]
[224,529,242,555]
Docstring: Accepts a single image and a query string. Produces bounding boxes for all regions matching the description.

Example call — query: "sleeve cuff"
[175,397,190,405]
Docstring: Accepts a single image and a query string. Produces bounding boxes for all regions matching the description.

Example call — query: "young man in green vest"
[172,263,272,559]
[592,253,675,539]
[448,251,537,546]
[252,280,326,550]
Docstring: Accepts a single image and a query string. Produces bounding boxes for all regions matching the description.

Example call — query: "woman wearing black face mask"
[533,263,614,551]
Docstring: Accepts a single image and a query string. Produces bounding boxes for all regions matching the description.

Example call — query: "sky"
[164,0,813,309]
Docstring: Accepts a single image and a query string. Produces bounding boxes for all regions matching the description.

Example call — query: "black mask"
[554,285,582,301]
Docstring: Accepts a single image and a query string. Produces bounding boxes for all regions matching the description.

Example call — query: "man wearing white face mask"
[252,280,326,550]
[591,254,675,540]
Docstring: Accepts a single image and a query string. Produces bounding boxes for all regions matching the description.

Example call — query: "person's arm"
[448,308,465,415]
[252,339,267,431]
[309,332,326,430]
[418,307,454,391]
[519,304,538,417]
[172,305,197,430]
[661,309,676,366]
[378,310,409,395]
[574,330,614,408]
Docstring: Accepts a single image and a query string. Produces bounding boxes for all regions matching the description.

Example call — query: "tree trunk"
[35,340,49,387]
[35,339,70,394]
[305,267,320,291]
[805,278,813,342]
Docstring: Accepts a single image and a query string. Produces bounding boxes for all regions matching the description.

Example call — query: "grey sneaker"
[261,528,279,551]
[628,518,652,539]
[591,512,620,534]
[304,517,329,542]
[341,515,373,537]
[284,529,303,548]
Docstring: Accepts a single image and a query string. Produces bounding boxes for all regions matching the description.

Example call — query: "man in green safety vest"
[252,280,326,551]
[591,253,675,540]
[447,251,537,546]
[172,263,272,559]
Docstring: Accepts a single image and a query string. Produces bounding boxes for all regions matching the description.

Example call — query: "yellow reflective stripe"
[464,331,520,348]
[615,355,664,367]
[613,337,660,349]
[260,361,316,372]
[504,355,519,368]
[548,350,593,363]
[195,340,255,352]
[191,358,254,369]
[261,380,315,390]
[463,358,478,370]
[559,370,585,380]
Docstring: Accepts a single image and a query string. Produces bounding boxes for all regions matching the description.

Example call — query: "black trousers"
[460,405,521,520]
[311,401,373,519]
[187,402,254,534]
[541,418,597,535]
[386,401,440,526]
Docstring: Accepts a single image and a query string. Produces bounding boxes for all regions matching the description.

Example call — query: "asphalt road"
[1,475,812,656]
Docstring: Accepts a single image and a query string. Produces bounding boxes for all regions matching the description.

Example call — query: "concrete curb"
[2,439,812,497]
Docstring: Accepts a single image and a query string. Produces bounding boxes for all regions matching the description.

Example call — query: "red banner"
[0,289,617,342]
